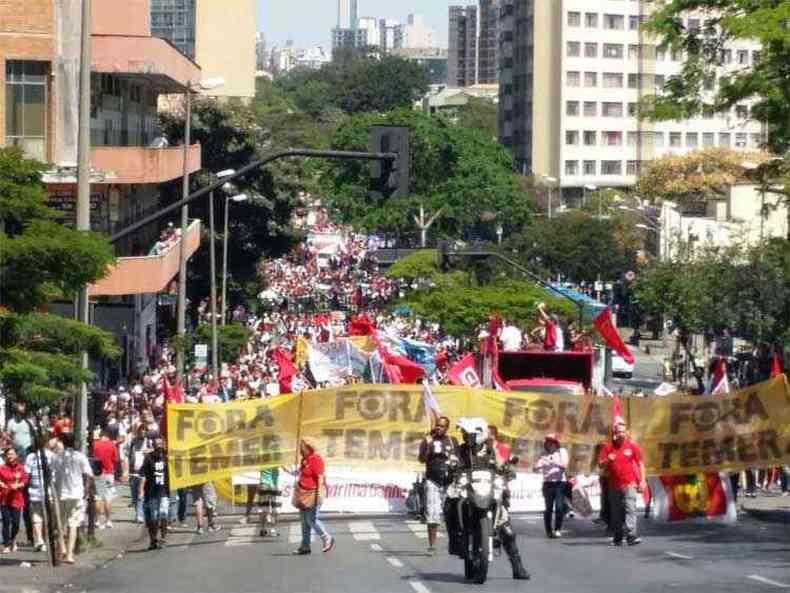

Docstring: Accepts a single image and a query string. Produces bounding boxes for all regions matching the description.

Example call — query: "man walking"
[52,433,93,564]
[139,438,170,550]
[92,429,118,529]
[417,415,457,555]
[598,420,646,546]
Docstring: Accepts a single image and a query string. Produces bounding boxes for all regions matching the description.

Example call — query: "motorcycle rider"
[445,419,530,580]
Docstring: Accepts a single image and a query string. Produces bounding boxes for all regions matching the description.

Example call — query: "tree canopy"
[0,148,118,407]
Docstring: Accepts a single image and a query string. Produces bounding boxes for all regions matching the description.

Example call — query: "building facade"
[449,1,499,88]
[0,0,203,379]
[150,0,256,102]
[400,14,436,50]
[337,0,359,30]
[498,0,765,198]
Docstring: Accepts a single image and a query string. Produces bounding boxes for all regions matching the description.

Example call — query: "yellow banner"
[167,376,790,488]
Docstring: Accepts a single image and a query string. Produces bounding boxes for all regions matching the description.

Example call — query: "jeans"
[745,468,757,495]
[168,489,188,523]
[2,506,22,546]
[300,505,328,548]
[609,487,638,543]
[129,475,144,520]
[781,467,789,493]
[542,481,566,534]
[599,477,610,526]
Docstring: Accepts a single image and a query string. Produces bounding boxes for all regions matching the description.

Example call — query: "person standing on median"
[598,419,646,546]
[417,415,457,555]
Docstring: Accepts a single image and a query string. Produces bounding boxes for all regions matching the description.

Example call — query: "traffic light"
[369,125,411,198]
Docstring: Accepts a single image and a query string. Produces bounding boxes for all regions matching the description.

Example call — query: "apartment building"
[151,0,256,102]
[498,0,764,200]
[0,0,202,378]
[448,1,500,88]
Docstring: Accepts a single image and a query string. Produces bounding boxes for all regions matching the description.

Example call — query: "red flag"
[648,473,734,523]
[543,321,558,350]
[447,354,482,387]
[711,358,730,394]
[611,394,625,426]
[594,308,634,365]
[273,348,297,393]
[349,314,376,336]
[771,352,783,377]
[382,352,426,384]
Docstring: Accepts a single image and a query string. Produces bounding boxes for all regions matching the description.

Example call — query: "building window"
[719,132,731,147]
[752,50,762,64]
[655,47,667,61]
[566,101,580,116]
[567,71,581,86]
[585,42,598,58]
[735,104,749,119]
[603,72,624,88]
[583,101,597,116]
[627,131,638,146]
[584,71,598,87]
[567,41,581,57]
[5,60,48,161]
[652,132,665,148]
[671,49,683,61]
[626,160,640,176]
[703,132,715,147]
[722,49,732,64]
[703,74,716,91]
[585,13,598,28]
[669,132,682,147]
[654,74,666,89]
[567,11,581,27]
[603,14,624,30]
[628,73,639,89]
[566,130,579,145]
[583,131,597,146]
[735,132,747,148]
[603,131,622,146]
[603,43,624,59]
[686,132,698,148]
[565,160,579,175]
[584,160,597,175]
[628,15,643,30]
[628,102,639,117]
[602,102,623,117]
[628,44,641,60]
[737,49,749,65]
[601,160,623,175]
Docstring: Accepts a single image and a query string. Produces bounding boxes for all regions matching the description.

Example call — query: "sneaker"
[546,531,556,539]
[208,524,222,533]
[157,539,167,549]
[627,537,642,546]
[567,511,575,519]
[34,543,47,553]
[238,516,248,525]
[179,522,189,529]
[292,547,311,555]
[611,539,623,547]
[427,545,436,556]
[98,522,107,530]
[195,526,205,535]
[136,516,144,524]
[105,521,113,530]
[11,543,18,552]
[553,531,562,538]
[322,535,335,553]
[147,541,158,551]
[1,547,10,554]
[782,492,789,497]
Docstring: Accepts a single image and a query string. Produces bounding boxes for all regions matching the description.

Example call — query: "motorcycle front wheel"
[474,515,491,584]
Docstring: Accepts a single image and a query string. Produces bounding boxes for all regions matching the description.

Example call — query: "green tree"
[319,109,533,241]
[385,250,439,281]
[194,323,252,365]
[0,148,118,407]
[642,0,790,155]
[455,97,498,139]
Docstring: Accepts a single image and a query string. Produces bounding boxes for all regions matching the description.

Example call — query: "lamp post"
[543,175,558,219]
[175,78,224,377]
[222,192,249,326]
[496,224,503,246]
[208,169,235,376]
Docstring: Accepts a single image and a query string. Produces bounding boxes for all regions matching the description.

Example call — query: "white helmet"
[456,417,489,444]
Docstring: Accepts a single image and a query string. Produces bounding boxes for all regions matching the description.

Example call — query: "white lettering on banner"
[230,470,602,514]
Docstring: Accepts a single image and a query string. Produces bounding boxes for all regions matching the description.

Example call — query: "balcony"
[89,219,201,297]
[91,144,201,185]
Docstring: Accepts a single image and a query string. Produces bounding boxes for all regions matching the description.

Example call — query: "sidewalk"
[1,484,147,593]
[740,490,790,523]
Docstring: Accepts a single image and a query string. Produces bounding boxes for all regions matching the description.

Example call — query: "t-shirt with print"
[597,438,643,491]
[142,450,169,499]
[25,450,54,502]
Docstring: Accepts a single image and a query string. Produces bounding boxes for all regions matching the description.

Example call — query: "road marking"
[406,521,444,539]
[665,551,694,560]
[408,579,431,593]
[370,543,383,552]
[349,520,381,541]
[386,556,404,568]
[747,575,790,589]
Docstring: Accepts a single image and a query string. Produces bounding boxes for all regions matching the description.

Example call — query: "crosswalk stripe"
[348,520,381,541]
[405,521,444,539]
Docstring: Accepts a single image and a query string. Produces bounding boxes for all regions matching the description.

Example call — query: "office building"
[338,0,359,30]
[449,1,499,87]
[151,0,256,102]
[358,17,380,48]
[379,19,402,53]
[393,48,449,85]
[498,0,764,199]
[401,14,436,49]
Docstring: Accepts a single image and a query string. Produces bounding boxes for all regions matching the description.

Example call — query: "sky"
[257,0,474,49]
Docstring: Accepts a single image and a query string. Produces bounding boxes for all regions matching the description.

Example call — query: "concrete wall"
[530,0,562,179]
[195,0,256,101]
[92,0,150,37]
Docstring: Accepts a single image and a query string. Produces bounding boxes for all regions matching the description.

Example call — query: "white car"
[612,353,635,379]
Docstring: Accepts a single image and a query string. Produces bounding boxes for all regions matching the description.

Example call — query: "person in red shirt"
[0,447,30,553]
[92,430,118,529]
[487,425,511,461]
[598,420,646,546]
[291,438,334,555]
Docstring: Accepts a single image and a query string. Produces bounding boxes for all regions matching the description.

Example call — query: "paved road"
[68,512,790,593]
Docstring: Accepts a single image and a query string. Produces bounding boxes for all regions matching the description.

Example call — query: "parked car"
[612,353,634,379]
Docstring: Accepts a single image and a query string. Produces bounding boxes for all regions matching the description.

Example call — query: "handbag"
[292,483,318,511]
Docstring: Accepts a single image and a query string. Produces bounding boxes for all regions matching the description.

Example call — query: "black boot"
[147,526,158,551]
[503,528,530,580]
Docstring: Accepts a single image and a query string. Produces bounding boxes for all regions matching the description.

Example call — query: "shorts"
[95,474,116,502]
[60,498,86,529]
[30,501,45,526]
[425,479,447,525]
[144,496,170,523]
[191,482,217,510]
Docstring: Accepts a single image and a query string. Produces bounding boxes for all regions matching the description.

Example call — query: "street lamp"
[496,224,503,246]
[543,175,558,219]
[176,77,225,377]
[207,169,235,376]
[222,191,249,326]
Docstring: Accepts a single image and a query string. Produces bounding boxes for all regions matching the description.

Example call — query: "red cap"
[544,433,560,444]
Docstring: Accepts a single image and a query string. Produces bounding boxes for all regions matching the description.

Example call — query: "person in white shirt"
[51,433,93,564]
[534,433,569,538]
[500,320,523,352]
[24,438,55,552]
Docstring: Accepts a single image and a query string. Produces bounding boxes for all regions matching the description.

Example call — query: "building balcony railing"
[88,219,201,297]
[91,144,201,185]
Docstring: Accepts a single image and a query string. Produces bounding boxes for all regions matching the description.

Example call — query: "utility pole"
[175,86,192,377]
[413,205,442,248]
[208,189,219,375]
[74,0,92,452]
